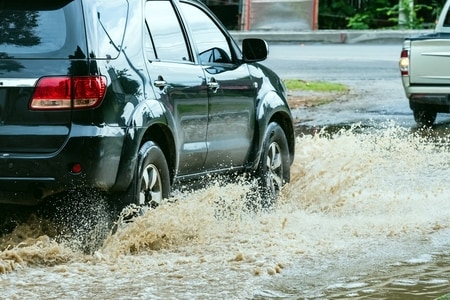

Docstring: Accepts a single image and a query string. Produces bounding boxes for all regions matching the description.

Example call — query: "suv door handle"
[207,78,220,93]
[154,75,167,89]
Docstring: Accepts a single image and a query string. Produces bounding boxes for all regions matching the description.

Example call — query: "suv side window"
[145,1,190,62]
[143,23,157,61]
[180,3,233,64]
[94,0,128,59]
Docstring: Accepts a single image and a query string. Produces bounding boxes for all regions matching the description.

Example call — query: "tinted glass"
[144,23,157,60]
[89,0,128,59]
[444,8,450,27]
[0,0,85,58]
[145,1,190,62]
[180,2,232,64]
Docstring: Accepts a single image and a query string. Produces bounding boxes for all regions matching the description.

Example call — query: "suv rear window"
[0,0,86,59]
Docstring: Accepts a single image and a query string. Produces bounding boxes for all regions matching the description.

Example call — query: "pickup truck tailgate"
[410,39,450,85]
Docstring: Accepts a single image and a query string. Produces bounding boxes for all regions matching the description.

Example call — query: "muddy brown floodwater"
[1,81,450,299]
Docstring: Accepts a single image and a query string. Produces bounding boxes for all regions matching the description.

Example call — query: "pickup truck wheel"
[256,122,290,207]
[413,110,436,127]
[133,141,170,208]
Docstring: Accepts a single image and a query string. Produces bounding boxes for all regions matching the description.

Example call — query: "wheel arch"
[248,91,295,171]
[112,101,177,192]
[140,124,177,184]
[269,111,295,166]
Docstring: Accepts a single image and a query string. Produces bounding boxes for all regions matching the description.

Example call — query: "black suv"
[0,0,294,209]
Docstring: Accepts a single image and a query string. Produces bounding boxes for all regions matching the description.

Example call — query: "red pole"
[245,0,251,31]
[312,0,319,30]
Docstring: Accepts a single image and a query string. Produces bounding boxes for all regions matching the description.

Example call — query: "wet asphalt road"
[261,43,421,128]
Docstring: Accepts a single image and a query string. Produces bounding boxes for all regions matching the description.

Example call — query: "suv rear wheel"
[116,141,170,210]
[133,141,171,208]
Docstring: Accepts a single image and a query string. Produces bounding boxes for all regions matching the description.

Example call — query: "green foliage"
[319,0,445,29]
[435,294,450,300]
[319,0,357,29]
[346,13,370,29]
[377,0,433,29]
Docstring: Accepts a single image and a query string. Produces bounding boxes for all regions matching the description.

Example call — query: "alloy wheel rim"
[139,164,162,207]
[265,141,283,196]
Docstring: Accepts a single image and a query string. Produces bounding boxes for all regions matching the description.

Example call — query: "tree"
[318,0,444,29]
[398,0,414,27]
[378,0,438,29]
[319,0,398,29]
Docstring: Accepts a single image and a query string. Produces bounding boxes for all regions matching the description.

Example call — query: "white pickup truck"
[400,1,450,126]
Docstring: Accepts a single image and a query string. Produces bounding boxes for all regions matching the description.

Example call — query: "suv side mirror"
[242,38,268,62]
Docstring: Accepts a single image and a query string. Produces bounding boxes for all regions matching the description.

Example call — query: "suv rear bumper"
[0,125,126,205]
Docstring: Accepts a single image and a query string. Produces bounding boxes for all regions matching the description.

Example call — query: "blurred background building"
[204,0,317,31]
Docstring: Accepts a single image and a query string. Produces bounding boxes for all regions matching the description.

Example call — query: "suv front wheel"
[257,122,291,206]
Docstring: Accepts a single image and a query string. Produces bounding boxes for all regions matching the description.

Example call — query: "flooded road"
[2,125,450,299]
[2,44,450,299]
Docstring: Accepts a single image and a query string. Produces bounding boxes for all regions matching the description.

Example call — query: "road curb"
[230,29,433,44]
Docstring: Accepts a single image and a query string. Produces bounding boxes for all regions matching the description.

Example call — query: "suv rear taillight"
[30,76,107,110]
[399,49,409,76]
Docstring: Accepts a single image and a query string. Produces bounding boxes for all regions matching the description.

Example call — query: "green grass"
[284,79,349,93]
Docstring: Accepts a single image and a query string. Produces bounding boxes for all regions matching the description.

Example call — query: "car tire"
[413,110,436,127]
[130,141,171,208]
[256,122,290,207]
[109,141,170,233]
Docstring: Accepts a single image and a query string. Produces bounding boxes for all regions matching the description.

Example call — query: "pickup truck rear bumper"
[409,95,450,114]
[410,94,450,105]
[402,78,450,109]
[408,93,450,113]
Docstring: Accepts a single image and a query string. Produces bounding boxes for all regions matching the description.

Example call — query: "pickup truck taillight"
[30,76,107,110]
[399,49,410,76]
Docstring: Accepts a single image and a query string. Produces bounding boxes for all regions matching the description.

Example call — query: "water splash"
[1,125,450,298]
